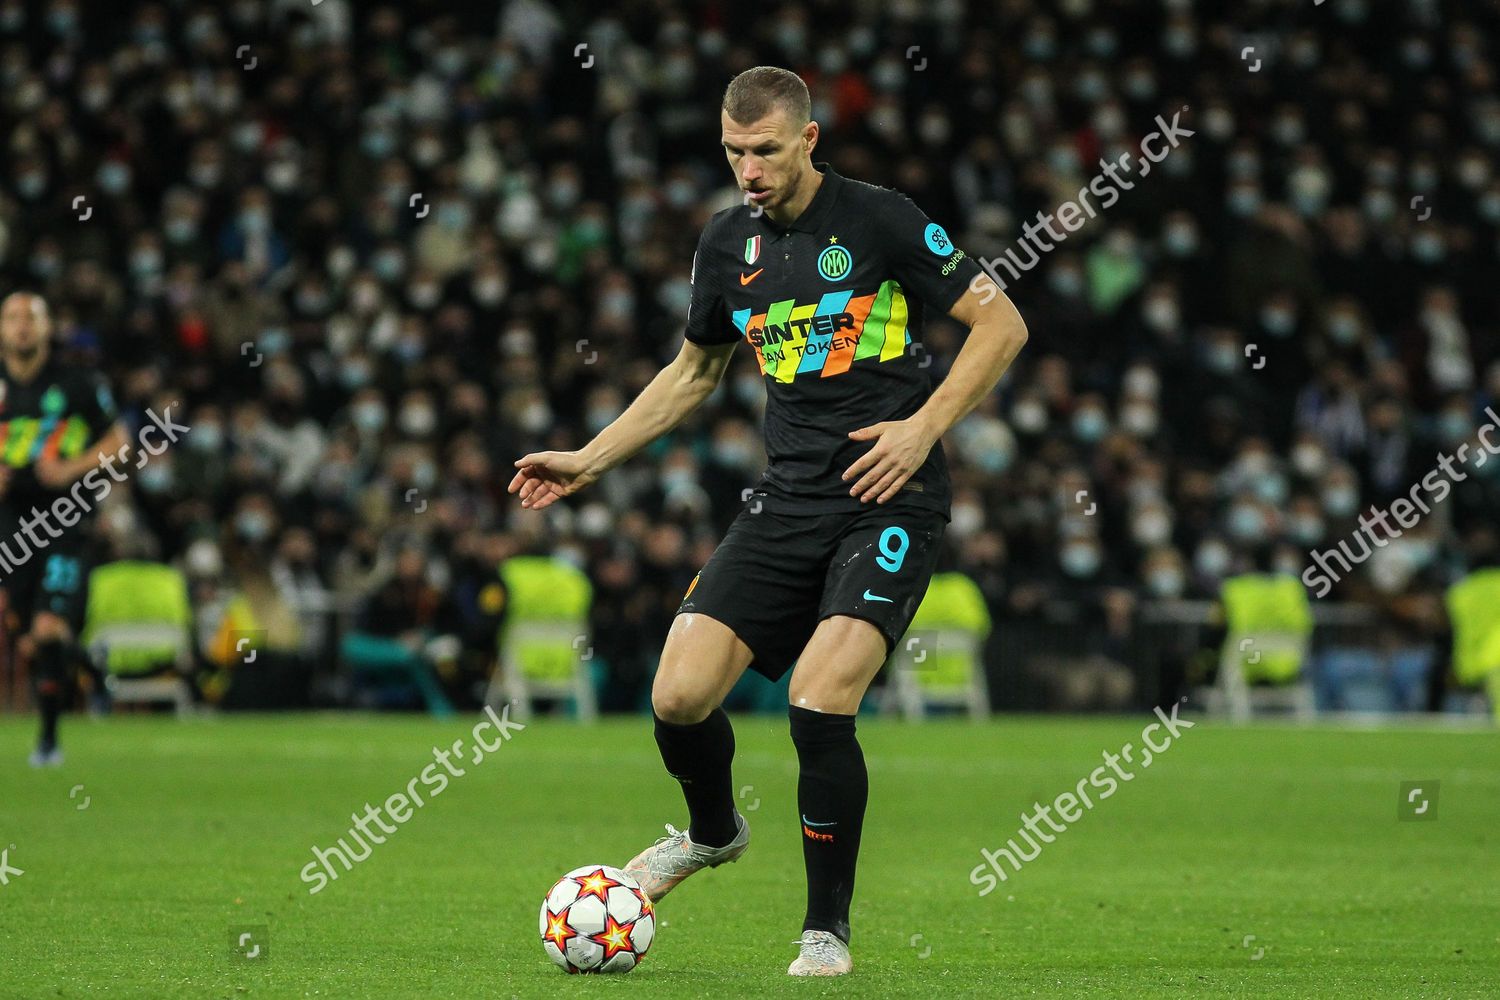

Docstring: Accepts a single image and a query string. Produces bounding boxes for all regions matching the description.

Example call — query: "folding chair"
[884,572,991,720]
[1217,574,1315,722]
[483,556,595,721]
[81,561,195,717]
[1445,568,1500,721]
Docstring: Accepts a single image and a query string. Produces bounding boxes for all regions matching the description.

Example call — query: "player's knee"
[787,673,851,714]
[651,682,716,725]
[31,612,70,643]
[788,657,877,714]
[31,637,70,683]
[652,621,742,723]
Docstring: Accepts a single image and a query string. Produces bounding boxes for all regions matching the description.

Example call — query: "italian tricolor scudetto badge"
[745,235,761,264]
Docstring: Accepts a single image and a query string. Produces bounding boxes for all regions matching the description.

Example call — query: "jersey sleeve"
[682,227,739,346]
[875,192,983,315]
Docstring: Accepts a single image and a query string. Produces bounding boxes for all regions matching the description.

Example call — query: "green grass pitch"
[2,712,1496,997]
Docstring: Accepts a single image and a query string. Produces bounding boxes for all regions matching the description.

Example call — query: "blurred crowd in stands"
[1,0,1497,711]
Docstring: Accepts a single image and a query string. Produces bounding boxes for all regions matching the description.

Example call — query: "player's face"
[0,293,51,359]
[721,107,818,214]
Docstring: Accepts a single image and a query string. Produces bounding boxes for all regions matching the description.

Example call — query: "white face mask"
[1132,511,1172,548]
[1322,485,1359,518]
[399,405,437,437]
[519,402,551,434]
[1120,403,1160,437]
[1292,443,1326,478]
[1061,543,1102,578]
[950,503,984,537]
[1123,367,1160,398]
[1144,299,1180,332]
[1147,567,1185,598]
[1011,401,1048,434]
[1195,542,1231,578]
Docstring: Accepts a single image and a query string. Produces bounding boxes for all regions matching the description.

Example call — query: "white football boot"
[621,811,749,902]
[28,746,63,768]
[787,930,853,976]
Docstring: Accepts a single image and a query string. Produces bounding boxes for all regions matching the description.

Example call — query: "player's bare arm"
[508,339,738,510]
[842,276,1028,504]
[32,422,129,490]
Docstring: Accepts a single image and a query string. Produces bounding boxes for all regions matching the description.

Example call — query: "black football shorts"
[678,500,946,681]
[0,529,95,636]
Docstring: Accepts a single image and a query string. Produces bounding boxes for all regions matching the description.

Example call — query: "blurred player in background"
[509,67,1028,975]
[0,292,127,766]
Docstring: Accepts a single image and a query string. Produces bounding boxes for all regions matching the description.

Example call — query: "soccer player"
[0,292,127,766]
[508,67,1027,976]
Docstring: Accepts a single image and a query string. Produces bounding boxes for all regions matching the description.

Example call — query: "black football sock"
[790,705,867,944]
[33,640,69,752]
[653,708,738,848]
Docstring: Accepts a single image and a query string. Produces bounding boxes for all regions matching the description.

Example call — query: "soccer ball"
[539,864,656,973]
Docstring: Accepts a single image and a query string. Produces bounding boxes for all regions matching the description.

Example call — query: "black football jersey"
[685,165,982,516]
[0,359,119,515]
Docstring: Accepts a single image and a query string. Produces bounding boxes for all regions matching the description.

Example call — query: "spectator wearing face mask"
[205,542,308,709]
[340,544,458,716]
[1,0,1496,717]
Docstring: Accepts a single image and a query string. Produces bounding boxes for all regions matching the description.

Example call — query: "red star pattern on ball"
[589,914,638,961]
[543,906,577,952]
[571,867,623,903]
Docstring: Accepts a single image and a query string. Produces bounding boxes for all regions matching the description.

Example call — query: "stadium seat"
[80,561,195,717]
[484,556,596,722]
[1213,574,1315,722]
[882,572,991,720]
[339,630,455,717]
[1444,569,1500,720]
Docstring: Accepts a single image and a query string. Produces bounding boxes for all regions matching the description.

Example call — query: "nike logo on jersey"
[801,815,838,827]
[739,268,764,285]
[862,590,893,603]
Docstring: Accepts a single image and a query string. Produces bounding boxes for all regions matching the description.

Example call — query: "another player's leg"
[28,549,93,766]
[29,610,75,767]
[622,611,754,901]
[783,616,888,976]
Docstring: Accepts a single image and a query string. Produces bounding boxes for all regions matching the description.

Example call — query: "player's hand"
[33,455,74,490]
[843,417,939,504]
[508,451,599,510]
[0,465,10,499]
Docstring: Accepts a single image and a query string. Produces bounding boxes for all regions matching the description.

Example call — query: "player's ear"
[803,120,818,155]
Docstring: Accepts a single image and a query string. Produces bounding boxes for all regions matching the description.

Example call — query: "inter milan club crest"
[744,235,761,265]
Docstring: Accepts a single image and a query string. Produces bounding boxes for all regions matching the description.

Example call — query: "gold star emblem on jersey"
[828,235,839,244]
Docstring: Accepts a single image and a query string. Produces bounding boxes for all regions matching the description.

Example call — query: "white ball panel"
[566,935,604,971]
[546,877,581,911]
[567,895,607,936]
[632,912,655,955]
[541,939,568,970]
[606,885,642,922]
